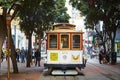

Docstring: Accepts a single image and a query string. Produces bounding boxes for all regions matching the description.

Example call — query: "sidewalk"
[0,59,44,80]
[88,57,120,74]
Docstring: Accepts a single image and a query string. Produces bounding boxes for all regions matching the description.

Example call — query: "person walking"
[35,48,41,67]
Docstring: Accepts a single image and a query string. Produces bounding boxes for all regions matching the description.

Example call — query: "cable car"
[44,23,85,75]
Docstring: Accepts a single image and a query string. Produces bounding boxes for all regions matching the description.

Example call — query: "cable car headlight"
[63,55,67,60]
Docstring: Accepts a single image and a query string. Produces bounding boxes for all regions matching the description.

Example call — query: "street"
[39,59,120,80]
[0,58,120,80]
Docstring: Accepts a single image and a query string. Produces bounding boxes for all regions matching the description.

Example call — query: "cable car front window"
[72,35,80,48]
[61,35,69,48]
[49,35,57,48]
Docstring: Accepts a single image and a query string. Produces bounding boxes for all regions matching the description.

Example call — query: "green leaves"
[18,0,70,37]
[54,0,70,23]
[70,0,120,52]
[0,0,14,8]
[70,0,120,29]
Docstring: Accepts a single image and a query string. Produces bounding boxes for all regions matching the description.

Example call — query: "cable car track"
[40,62,120,80]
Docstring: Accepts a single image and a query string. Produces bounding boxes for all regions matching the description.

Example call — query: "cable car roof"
[46,23,83,33]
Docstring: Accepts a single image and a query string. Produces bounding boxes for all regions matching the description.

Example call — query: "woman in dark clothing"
[99,52,102,64]
[20,47,25,63]
[99,46,107,64]
[1,50,5,62]
[35,49,41,67]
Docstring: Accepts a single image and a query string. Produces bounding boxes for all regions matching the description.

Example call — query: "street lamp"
[6,14,12,80]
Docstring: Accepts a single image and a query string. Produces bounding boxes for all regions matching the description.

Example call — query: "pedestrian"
[35,48,41,67]
[99,49,102,64]
[99,46,107,64]
[106,48,110,64]
[16,48,20,62]
[20,47,25,63]
[87,46,93,59]
[2,48,8,60]
[83,45,89,67]
[92,45,99,59]
[1,49,5,62]
[32,48,35,63]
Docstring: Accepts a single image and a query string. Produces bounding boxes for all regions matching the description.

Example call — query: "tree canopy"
[17,0,70,67]
[18,0,70,36]
[70,0,120,51]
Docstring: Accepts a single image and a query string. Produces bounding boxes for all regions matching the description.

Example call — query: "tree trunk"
[0,18,6,62]
[26,33,32,67]
[8,17,18,73]
[10,36,18,73]
[110,31,116,52]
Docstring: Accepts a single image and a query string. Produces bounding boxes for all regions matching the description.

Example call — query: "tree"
[18,0,70,67]
[0,0,22,73]
[18,0,56,67]
[70,0,120,52]
[18,0,42,67]
[54,0,70,23]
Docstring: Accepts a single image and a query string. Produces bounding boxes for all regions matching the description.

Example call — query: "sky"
[65,0,86,32]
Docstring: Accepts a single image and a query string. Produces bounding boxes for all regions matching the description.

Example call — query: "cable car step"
[51,70,78,75]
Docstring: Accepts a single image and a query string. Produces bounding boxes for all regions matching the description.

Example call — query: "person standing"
[16,48,20,62]
[99,49,102,64]
[99,46,107,64]
[83,45,89,67]
[32,48,35,63]
[35,48,41,67]
[20,47,25,63]
[1,49,5,62]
